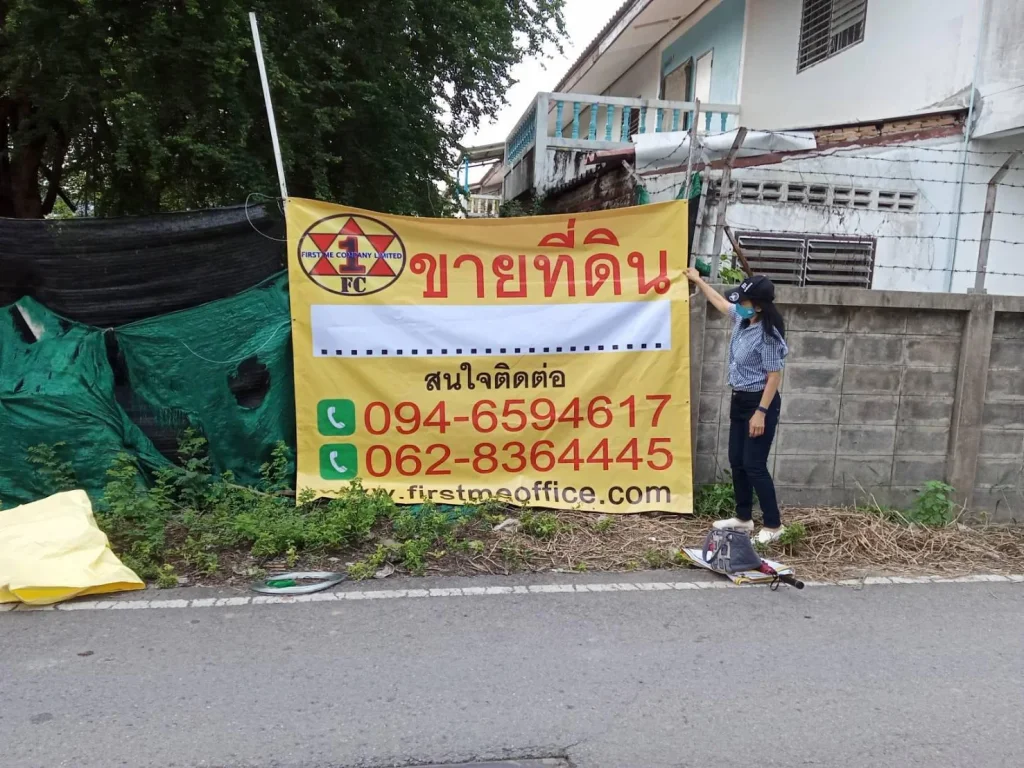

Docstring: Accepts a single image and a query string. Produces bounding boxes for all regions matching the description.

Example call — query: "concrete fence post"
[946,294,995,504]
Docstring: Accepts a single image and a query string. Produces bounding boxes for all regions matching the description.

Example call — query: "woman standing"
[687,270,789,544]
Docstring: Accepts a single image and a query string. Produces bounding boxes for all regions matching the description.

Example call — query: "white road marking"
[0,573,1018,614]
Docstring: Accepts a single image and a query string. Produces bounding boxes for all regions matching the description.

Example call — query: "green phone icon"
[319,444,358,480]
[317,399,356,436]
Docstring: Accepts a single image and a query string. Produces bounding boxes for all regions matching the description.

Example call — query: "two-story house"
[489,0,1024,294]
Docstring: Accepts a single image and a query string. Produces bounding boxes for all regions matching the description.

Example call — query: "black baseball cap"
[726,275,776,304]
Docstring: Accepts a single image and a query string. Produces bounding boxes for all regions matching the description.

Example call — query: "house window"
[736,232,875,287]
[661,60,693,128]
[693,50,713,105]
[798,0,867,72]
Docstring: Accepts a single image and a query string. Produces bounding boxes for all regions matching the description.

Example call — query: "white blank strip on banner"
[311,302,671,358]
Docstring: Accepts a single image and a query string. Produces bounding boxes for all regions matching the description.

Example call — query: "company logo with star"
[297,213,406,296]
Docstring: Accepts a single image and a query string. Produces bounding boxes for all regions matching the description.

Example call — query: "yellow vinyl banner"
[286,198,692,514]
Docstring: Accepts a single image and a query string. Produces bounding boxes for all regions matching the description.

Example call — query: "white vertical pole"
[249,12,288,199]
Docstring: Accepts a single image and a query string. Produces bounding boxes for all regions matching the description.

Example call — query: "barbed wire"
[718,166,1024,187]
[708,226,1024,246]
[758,152,1019,170]
[689,253,1024,279]
[632,133,1021,180]
[759,129,1012,154]
[642,173,1024,211]
[715,208,1021,216]
[638,148,1024,199]
[642,169,1024,205]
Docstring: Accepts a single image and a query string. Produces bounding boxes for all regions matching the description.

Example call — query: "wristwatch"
[756,405,769,414]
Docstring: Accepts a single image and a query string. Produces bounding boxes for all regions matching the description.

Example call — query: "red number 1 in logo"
[338,236,365,274]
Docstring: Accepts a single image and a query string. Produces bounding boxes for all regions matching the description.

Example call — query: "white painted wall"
[973,0,1024,138]
[946,134,1024,293]
[559,0,1024,137]
[740,0,981,130]
[603,46,661,99]
[571,0,747,103]
[645,136,1024,296]
[740,0,1024,137]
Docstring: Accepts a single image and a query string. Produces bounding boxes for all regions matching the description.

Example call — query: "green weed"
[82,435,397,582]
[719,263,745,284]
[156,564,179,589]
[178,535,220,576]
[643,548,673,569]
[27,442,78,494]
[674,550,694,568]
[346,503,493,578]
[348,544,390,580]
[260,442,292,492]
[500,541,527,568]
[592,516,615,533]
[906,481,957,527]
[694,482,735,519]
[520,511,561,539]
[774,522,807,551]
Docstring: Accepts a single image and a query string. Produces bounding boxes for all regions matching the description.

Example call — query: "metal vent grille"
[737,232,875,288]
[805,238,874,286]
[735,235,807,286]
[798,0,867,72]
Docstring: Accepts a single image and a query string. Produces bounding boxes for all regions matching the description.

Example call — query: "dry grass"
[240,506,1024,586]
[779,508,1024,579]
[418,507,1024,582]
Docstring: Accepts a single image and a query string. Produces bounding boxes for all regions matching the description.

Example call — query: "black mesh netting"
[0,204,285,326]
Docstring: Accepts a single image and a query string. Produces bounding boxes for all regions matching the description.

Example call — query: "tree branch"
[40,125,70,215]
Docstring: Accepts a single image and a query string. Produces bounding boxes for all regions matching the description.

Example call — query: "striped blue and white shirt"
[727,305,789,391]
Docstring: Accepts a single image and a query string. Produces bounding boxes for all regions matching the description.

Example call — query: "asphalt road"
[2,574,1022,768]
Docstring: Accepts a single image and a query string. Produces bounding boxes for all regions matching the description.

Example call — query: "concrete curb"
[3,572,1021,613]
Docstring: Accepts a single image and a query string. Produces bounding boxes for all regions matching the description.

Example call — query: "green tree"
[0,0,564,218]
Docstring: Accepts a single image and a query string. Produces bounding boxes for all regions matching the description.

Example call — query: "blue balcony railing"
[502,92,740,199]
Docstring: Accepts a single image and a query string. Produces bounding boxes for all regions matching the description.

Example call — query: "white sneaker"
[756,526,786,545]
[712,517,754,532]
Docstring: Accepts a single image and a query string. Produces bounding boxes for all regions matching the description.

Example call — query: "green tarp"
[0,299,168,506]
[0,275,295,508]
[117,275,294,486]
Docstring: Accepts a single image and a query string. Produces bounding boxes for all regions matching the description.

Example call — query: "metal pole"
[724,225,753,277]
[249,12,288,199]
[974,151,1020,293]
[710,127,747,281]
[684,99,701,196]
[945,0,992,292]
[690,176,710,269]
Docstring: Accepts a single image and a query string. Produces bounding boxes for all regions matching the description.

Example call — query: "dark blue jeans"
[728,389,782,529]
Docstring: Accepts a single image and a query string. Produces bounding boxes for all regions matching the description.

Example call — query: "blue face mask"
[735,304,757,320]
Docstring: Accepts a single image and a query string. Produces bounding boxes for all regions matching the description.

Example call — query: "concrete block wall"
[975,311,1024,517]
[689,287,1024,521]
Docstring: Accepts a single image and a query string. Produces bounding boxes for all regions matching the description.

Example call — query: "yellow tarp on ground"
[0,490,144,605]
